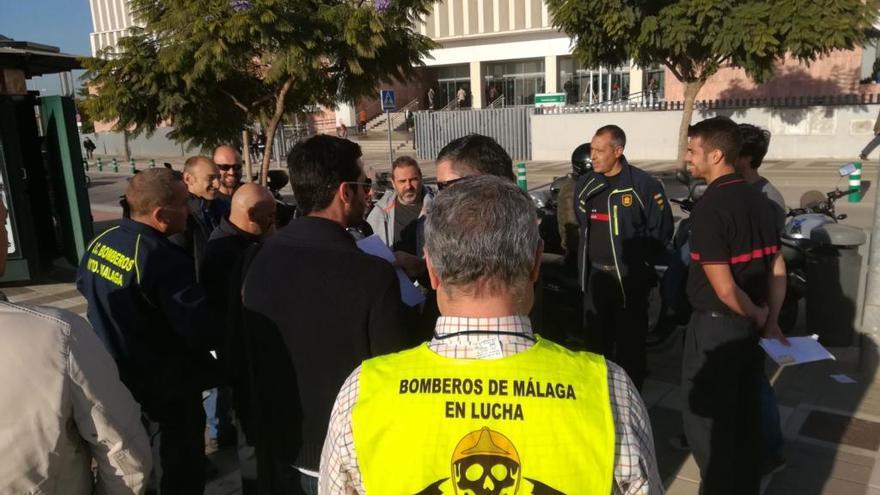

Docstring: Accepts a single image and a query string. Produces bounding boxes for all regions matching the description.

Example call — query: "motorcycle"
[646,170,705,347]
[778,163,867,333]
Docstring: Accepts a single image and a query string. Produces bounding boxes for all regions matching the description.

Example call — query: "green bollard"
[130,158,136,173]
[849,161,862,202]
[83,159,89,171]
[97,157,103,172]
[516,162,527,191]
[112,158,118,173]
[150,159,156,168]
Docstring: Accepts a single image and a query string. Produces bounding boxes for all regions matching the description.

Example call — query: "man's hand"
[761,320,790,346]
[393,251,426,278]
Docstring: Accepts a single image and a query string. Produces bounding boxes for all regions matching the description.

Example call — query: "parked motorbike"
[646,170,705,347]
[778,163,867,333]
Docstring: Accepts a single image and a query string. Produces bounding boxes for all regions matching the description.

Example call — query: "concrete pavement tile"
[665,477,700,495]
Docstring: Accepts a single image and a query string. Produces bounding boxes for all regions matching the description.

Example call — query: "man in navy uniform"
[77,168,222,495]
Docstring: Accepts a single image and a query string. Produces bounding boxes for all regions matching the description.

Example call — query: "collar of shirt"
[429,315,535,359]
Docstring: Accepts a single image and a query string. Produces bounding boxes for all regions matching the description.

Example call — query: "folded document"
[760,334,835,366]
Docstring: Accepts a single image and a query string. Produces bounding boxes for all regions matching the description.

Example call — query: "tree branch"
[220,89,251,115]
[663,60,685,82]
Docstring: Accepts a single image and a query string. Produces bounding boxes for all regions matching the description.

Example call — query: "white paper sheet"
[357,235,426,307]
[760,334,835,367]
[830,374,857,384]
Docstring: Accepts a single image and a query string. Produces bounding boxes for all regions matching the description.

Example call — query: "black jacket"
[574,157,674,297]
[169,195,229,281]
[241,216,406,477]
[75,219,221,420]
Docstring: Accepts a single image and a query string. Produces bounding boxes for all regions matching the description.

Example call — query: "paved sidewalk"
[2,158,879,494]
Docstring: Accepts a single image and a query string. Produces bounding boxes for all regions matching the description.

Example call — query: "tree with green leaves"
[82,0,435,183]
[546,0,878,163]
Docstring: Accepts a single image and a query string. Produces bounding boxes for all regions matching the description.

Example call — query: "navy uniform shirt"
[687,174,781,313]
[76,218,221,419]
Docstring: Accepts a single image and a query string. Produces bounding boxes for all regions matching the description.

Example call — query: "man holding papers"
[682,117,788,495]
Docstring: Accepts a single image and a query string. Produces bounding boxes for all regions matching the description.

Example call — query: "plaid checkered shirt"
[319,315,663,494]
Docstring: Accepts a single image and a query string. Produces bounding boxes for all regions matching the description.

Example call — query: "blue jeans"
[761,374,785,463]
[203,387,234,442]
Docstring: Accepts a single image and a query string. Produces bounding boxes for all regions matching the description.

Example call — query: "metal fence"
[414,106,533,160]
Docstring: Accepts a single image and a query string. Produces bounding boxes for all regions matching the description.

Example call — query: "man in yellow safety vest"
[319,175,662,495]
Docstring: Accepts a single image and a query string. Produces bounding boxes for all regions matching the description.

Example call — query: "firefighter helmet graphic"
[451,427,521,495]
[413,426,566,495]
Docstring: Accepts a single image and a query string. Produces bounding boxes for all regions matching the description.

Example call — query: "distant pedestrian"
[859,109,880,160]
[83,137,96,159]
[683,116,788,494]
[456,86,466,108]
[427,87,435,110]
[358,109,368,134]
[76,168,222,494]
[241,135,406,494]
[336,114,348,138]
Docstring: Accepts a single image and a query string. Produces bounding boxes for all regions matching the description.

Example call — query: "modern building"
[86,0,880,116]
[87,0,137,57]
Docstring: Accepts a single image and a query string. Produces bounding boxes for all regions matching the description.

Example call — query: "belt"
[693,309,751,322]
[590,262,617,273]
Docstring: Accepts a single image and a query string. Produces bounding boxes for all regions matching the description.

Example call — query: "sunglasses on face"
[436,176,470,191]
[217,163,243,172]
[344,177,372,194]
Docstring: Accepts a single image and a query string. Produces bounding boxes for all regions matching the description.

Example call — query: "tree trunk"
[677,80,706,168]
[260,78,295,186]
[122,129,131,162]
[242,128,253,182]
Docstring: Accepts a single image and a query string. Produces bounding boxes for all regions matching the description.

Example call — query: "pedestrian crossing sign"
[380,90,396,111]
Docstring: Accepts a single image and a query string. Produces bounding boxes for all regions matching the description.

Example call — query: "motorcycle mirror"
[839,163,859,177]
[675,169,691,186]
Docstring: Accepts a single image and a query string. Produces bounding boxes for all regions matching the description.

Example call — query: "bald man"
[171,155,229,281]
[201,183,276,493]
[214,145,244,199]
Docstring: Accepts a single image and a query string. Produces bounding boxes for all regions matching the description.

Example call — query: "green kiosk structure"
[0,36,92,282]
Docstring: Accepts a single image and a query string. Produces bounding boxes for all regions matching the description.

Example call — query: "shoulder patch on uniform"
[621,194,633,207]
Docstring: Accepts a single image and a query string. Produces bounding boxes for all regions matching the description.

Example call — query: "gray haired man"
[320,176,662,494]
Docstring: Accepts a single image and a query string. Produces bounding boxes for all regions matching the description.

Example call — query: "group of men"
[1,115,787,495]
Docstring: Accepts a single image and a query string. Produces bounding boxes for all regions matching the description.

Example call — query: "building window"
[436,65,472,108]
[559,57,630,105]
[642,66,665,103]
[860,41,880,84]
[484,59,546,106]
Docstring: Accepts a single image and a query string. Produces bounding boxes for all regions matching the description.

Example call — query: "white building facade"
[88,0,137,57]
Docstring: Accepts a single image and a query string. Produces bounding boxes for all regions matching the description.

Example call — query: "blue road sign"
[380,90,396,111]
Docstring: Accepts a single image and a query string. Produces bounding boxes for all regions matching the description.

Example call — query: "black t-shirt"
[586,173,621,266]
[392,199,422,251]
[687,173,781,312]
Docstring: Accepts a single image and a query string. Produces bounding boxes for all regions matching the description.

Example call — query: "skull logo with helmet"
[451,427,521,495]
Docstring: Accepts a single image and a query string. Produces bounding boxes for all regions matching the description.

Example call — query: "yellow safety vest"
[352,336,615,495]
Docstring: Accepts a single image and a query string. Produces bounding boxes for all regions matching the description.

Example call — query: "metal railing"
[487,95,506,109]
[414,106,532,160]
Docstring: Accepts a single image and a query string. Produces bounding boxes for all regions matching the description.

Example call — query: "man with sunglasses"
[214,145,244,200]
[241,135,406,495]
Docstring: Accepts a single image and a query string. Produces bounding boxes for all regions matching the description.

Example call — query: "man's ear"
[152,206,170,228]
[425,249,441,290]
[183,172,194,187]
[338,182,353,206]
[710,148,724,166]
[529,240,544,284]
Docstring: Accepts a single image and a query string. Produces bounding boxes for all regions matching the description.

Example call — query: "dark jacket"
[169,195,229,281]
[241,216,406,478]
[574,157,674,298]
[75,219,221,420]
